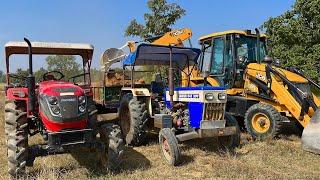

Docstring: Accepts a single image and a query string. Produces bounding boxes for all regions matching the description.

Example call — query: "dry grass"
[1,91,320,179]
[0,83,5,91]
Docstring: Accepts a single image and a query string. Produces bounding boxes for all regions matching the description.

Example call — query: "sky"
[0,0,295,72]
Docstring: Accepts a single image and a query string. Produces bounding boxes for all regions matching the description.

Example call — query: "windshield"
[199,34,267,76]
[199,37,227,75]
[235,35,267,62]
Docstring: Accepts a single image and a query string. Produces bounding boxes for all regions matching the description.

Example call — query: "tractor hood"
[38,81,88,132]
[39,81,85,97]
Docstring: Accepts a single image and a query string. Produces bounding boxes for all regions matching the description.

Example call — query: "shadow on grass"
[279,121,302,138]
[116,147,151,172]
[25,146,152,179]
[71,146,151,178]
[26,165,79,179]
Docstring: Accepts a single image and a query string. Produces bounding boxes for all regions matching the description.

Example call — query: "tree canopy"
[263,0,320,80]
[125,0,185,39]
[46,55,81,79]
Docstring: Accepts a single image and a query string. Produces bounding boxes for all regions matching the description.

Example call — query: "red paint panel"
[39,80,84,96]
[39,111,87,132]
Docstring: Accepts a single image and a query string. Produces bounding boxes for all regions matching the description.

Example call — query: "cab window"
[200,39,213,72]
[210,37,224,75]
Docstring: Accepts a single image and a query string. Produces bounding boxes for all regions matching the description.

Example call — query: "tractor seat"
[151,81,164,94]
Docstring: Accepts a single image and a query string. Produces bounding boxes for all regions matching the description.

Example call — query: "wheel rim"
[251,113,271,133]
[161,137,172,162]
[120,105,130,136]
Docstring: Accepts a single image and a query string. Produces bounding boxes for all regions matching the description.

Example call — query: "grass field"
[1,91,320,179]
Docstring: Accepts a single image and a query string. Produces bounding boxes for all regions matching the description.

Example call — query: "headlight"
[79,104,86,113]
[51,105,60,115]
[218,93,227,100]
[48,96,58,105]
[205,93,214,100]
[78,96,86,104]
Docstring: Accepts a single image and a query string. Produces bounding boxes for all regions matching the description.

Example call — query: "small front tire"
[159,128,181,166]
[99,124,124,171]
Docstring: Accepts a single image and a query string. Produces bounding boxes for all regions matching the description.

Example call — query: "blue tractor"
[117,44,240,166]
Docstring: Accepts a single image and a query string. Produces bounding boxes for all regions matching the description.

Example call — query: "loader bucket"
[302,108,320,154]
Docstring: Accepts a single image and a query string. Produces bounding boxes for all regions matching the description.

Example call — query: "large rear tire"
[5,101,28,178]
[217,113,240,152]
[159,128,181,166]
[118,93,148,146]
[245,103,282,140]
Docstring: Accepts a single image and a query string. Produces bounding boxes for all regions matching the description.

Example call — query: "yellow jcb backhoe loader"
[184,28,320,154]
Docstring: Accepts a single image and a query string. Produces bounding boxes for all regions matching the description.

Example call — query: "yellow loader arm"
[151,28,192,47]
[126,28,192,52]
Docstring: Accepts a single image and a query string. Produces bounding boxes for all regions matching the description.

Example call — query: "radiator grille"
[204,103,225,121]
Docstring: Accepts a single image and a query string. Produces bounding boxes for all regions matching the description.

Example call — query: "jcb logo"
[170,30,184,37]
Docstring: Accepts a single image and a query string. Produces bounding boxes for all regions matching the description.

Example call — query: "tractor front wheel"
[99,124,124,171]
[245,103,282,140]
[217,113,240,152]
[159,128,181,166]
[4,101,28,178]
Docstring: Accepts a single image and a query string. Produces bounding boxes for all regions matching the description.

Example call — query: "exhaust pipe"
[255,28,261,63]
[24,38,36,114]
[168,46,174,106]
[301,108,320,154]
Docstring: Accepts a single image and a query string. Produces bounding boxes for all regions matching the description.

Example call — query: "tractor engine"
[38,81,93,148]
[169,103,190,129]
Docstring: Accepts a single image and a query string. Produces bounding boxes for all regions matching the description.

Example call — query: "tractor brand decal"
[166,90,204,103]
[60,92,75,96]
[60,98,77,102]
[178,93,200,99]
[256,73,266,81]
[165,89,225,103]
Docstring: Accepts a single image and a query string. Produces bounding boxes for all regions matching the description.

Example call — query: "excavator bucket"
[302,108,320,154]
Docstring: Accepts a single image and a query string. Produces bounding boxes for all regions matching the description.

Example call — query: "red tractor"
[4,38,124,177]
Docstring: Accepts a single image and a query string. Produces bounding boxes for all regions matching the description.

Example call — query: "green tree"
[90,68,102,82]
[0,70,6,83]
[263,0,320,80]
[46,55,81,79]
[125,0,186,39]
[11,68,28,84]
[34,67,48,82]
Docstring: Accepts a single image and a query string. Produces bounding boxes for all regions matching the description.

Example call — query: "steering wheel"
[43,71,65,81]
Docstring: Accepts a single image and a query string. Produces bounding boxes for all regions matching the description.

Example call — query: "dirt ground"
[1,91,320,179]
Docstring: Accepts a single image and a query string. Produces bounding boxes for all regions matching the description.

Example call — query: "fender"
[121,87,151,97]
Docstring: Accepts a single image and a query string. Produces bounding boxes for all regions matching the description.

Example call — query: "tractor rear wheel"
[99,124,124,171]
[217,113,240,152]
[245,103,282,140]
[118,93,148,146]
[159,128,181,166]
[4,101,28,177]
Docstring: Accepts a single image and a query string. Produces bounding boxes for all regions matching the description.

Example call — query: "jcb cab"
[191,29,320,154]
